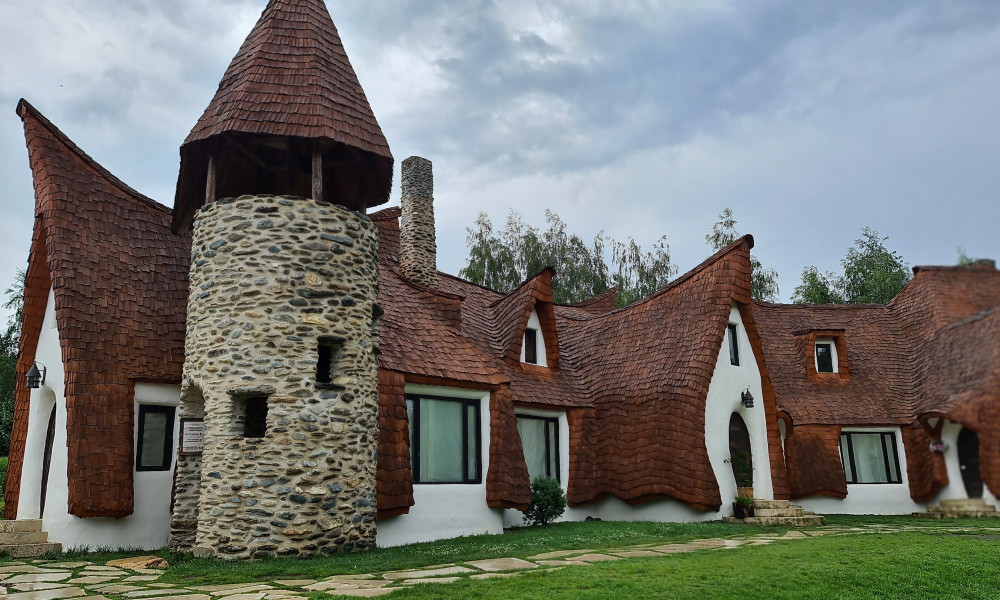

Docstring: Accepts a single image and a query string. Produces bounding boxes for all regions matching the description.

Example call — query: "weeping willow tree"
[460,210,676,308]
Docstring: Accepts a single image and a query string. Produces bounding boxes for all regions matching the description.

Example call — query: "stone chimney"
[399,156,438,287]
[970,259,997,271]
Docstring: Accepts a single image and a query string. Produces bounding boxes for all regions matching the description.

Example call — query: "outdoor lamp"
[26,362,46,389]
[740,387,754,408]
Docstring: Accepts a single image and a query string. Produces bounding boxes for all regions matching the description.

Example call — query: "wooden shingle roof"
[5,101,191,519]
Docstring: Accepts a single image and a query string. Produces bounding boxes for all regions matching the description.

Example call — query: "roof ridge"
[559,286,619,308]
[487,267,555,309]
[16,99,171,215]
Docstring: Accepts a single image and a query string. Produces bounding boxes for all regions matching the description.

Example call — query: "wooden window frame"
[516,414,561,483]
[802,330,850,382]
[840,431,902,485]
[135,404,176,472]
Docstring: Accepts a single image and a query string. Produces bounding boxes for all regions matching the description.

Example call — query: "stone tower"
[169,0,393,559]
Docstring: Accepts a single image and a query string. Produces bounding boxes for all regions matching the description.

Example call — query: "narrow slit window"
[316,336,345,387]
[524,328,538,364]
[728,323,740,366]
[244,396,268,439]
[816,343,834,373]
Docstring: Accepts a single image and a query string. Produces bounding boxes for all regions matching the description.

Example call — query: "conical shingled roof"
[184,0,391,155]
[173,0,393,231]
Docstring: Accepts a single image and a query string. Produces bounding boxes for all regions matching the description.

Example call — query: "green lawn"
[386,529,1000,600]
[10,516,1000,599]
[152,520,791,586]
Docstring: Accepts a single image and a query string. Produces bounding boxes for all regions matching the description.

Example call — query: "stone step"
[0,542,62,558]
[753,508,807,518]
[914,510,1000,519]
[0,519,43,533]
[0,530,50,545]
[751,500,791,510]
[939,498,996,511]
[724,515,825,527]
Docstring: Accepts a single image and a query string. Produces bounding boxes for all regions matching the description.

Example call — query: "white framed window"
[406,394,482,484]
[517,414,559,483]
[840,431,901,484]
[815,338,839,373]
[520,310,548,366]
[136,405,176,471]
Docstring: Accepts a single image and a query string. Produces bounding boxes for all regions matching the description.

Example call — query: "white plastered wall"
[376,385,500,547]
[16,288,182,550]
[702,304,773,516]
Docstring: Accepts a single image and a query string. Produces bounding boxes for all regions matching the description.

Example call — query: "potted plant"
[733,495,755,519]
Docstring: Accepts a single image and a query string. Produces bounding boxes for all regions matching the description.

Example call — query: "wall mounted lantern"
[26,362,46,389]
[740,387,754,408]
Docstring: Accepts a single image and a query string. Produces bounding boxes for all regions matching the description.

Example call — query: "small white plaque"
[179,419,205,455]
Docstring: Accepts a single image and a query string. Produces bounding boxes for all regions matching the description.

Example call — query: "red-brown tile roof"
[6,100,190,519]
[753,265,1000,502]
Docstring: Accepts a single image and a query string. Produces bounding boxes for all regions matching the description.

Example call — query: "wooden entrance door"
[728,413,753,488]
[40,404,57,517]
[957,427,983,499]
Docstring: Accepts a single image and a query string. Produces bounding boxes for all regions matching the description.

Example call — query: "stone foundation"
[170,194,379,559]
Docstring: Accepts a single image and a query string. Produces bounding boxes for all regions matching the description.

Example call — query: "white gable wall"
[703,304,773,514]
[519,310,547,366]
[16,288,182,550]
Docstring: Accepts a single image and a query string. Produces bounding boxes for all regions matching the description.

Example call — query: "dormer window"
[800,330,849,381]
[815,340,837,373]
[524,329,538,364]
[520,310,548,367]
[727,323,740,366]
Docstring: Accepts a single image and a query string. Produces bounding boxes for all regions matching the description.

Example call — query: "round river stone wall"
[172,194,379,559]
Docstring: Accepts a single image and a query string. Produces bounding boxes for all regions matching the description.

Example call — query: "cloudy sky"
[2,0,999,323]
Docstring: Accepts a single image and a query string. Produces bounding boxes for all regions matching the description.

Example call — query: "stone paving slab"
[11,581,73,591]
[399,577,460,585]
[382,566,475,580]
[6,572,74,583]
[124,590,193,598]
[272,580,316,587]
[571,553,620,563]
[527,549,593,560]
[611,550,664,558]
[465,557,538,571]
[66,576,118,585]
[7,586,87,600]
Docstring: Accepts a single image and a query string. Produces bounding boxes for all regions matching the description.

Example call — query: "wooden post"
[205,154,217,205]
[312,143,323,202]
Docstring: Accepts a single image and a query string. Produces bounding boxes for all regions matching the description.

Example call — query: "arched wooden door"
[957,427,983,499]
[729,413,753,488]
[40,404,57,517]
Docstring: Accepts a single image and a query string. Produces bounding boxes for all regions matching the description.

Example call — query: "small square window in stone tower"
[316,336,347,388]
[239,396,268,439]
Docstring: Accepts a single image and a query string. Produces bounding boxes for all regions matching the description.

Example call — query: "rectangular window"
[407,395,482,484]
[316,336,345,387]
[517,415,559,483]
[244,396,268,439]
[840,432,901,484]
[727,323,740,366]
[524,329,538,364]
[816,343,834,373]
[136,405,176,471]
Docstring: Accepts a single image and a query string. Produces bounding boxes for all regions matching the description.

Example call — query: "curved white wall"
[704,305,773,515]
[377,385,501,547]
[16,289,181,550]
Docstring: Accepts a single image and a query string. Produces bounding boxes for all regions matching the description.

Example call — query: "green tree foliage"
[1,269,26,457]
[460,210,676,308]
[524,477,567,527]
[705,208,780,302]
[792,228,909,305]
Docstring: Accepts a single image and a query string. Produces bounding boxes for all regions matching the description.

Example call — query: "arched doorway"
[729,413,753,489]
[957,427,983,499]
[39,400,57,518]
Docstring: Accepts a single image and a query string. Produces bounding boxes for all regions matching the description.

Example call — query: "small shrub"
[524,477,566,526]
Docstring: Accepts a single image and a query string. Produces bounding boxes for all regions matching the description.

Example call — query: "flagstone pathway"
[2,524,997,599]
